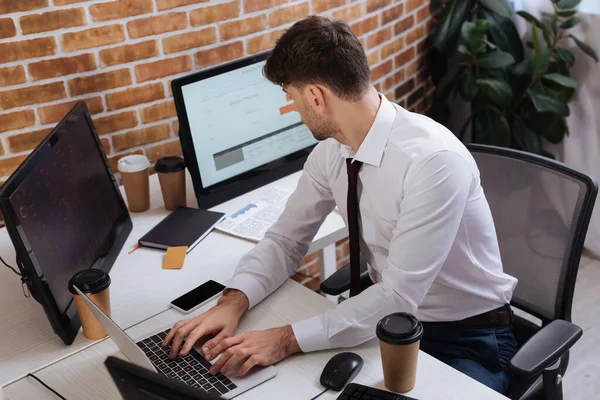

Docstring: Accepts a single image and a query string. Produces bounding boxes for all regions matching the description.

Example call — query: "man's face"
[284,85,340,142]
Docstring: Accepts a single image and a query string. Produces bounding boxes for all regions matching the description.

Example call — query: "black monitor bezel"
[171,51,316,209]
[0,102,133,346]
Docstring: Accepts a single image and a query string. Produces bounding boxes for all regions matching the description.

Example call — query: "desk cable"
[27,373,67,400]
[309,388,329,400]
[0,255,30,298]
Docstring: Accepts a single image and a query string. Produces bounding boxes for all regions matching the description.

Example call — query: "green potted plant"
[430,0,598,157]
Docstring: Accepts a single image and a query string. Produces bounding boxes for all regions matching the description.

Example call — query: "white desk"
[3,280,507,400]
[0,171,347,386]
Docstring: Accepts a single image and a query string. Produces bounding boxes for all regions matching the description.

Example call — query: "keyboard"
[136,329,238,397]
[337,383,418,400]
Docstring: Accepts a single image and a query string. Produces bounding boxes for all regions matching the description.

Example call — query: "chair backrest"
[467,144,597,325]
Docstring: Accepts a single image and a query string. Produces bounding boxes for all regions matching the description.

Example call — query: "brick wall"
[0,0,435,289]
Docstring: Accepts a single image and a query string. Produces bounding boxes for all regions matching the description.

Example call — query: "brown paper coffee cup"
[155,156,186,210]
[68,269,112,340]
[376,313,424,393]
[118,155,150,212]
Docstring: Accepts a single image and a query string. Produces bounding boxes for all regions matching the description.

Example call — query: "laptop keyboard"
[136,329,238,396]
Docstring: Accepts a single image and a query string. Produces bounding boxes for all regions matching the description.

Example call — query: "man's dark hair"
[263,16,371,101]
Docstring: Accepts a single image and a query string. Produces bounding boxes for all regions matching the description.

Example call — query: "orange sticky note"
[163,246,188,269]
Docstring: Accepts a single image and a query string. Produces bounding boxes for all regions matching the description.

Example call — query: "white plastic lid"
[117,154,150,173]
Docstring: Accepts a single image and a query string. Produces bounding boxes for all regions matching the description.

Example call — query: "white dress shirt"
[227,95,518,353]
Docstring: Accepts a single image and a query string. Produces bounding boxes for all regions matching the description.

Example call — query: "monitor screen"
[8,112,124,315]
[180,59,317,188]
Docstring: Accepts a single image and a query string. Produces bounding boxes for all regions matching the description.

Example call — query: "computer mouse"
[320,352,364,391]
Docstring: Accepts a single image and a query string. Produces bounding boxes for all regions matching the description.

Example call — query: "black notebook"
[139,207,226,253]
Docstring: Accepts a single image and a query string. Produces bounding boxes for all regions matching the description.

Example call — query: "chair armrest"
[509,319,582,378]
[319,259,370,295]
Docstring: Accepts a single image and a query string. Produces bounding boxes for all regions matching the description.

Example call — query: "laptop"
[73,286,277,399]
[105,356,221,400]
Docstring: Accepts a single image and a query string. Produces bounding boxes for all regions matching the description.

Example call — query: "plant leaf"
[476,78,514,108]
[513,57,535,76]
[478,51,516,69]
[485,40,497,50]
[474,110,511,147]
[570,35,599,62]
[528,89,570,116]
[557,0,582,10]
[484,10,525,62]
[543,73,578,88]
[518,11,552,45]
[532,27,551,75]
[460,72,478,101]
[512,117,542,154]
[556,48,576,67]
[480,0,513,19]
[557,9,577,17]
[432,0,472,54]
[560,17,580,29]
[458,44,472,57]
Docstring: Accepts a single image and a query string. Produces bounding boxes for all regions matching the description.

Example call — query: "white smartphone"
[169,280,225,314]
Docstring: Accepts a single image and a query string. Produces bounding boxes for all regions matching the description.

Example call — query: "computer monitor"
[105,356,221,400]
[0,102,132,345]
[172,51,317,208]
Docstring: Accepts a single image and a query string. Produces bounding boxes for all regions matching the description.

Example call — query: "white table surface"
[3,280,507,400]
[0,170,347,386]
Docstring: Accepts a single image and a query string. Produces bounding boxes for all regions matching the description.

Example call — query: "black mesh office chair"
[320,144,597,400]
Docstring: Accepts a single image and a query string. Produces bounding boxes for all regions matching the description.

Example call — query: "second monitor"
[172,51,317,209]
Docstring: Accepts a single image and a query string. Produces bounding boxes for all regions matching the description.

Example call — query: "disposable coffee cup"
[68,269,111,340]
[376,313,424,393]
[155,156,186,210]
[118,155,150,212]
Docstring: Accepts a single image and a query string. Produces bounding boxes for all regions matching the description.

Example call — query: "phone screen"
[171,280,225,311]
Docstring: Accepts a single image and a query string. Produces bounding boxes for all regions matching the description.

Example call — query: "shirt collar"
[339,94,396,167]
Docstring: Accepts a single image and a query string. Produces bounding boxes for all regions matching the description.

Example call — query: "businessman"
[164,16,518,393]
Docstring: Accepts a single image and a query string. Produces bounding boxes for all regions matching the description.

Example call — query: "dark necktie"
[346,158,363,297]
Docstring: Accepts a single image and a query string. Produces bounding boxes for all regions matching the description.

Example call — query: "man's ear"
[305,84,327,113]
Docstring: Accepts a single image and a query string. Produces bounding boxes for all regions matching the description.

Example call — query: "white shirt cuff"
[291,315,331,353]
[226,273,265,310]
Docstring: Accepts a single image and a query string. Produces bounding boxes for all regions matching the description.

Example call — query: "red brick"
[20,8,85,34]
[0,18,15,39]
[367,0,391,13]
[62,25,125,52]
[313,0,345,13]
[0,82,65,109]
[140,101,176,123]
[247,29,284,54]
[100,137,111,154]
[406,59,419,77]
[7,128,51,153]
[0,0,47,14]
[113,123,171,152]
[156,0,209,10]
[382,3,404,24]
[135,55,191,83]
[190,1,239,26]
[220,15,267,41]
[127,13,187,39]
[172,120,179,134]
[395,46,415,67]
[0,155,27,177]
[108,149,143,173]
[408,86,425,108]
[106,82,165,110]
[54,0,91,4]
[147,139,182,163]
[371,59,393,81]
[90,0,153,22]
[162,28,217,54]
[381,36,404,59]
[29,53,96,81]
[244,0,286,13]
[0,66,26,86]
[195,42,244,67]
[0,37,56,64]
[0,110,35,133]
[385,91,395,102]
[367,49,380,67]
[269,3,309,27]
[406,25,426,45]
[366,27,392,49]
[68,69,132,96]
[351,15,379,37]
[395,78,415,98]
[332,3,364,22]
[417,4,431,22]
[93,110,138,135]
[394,68,405,85]
[374,82,381,92]
[99,40,158,67]
[394,15,414,35]
[38,97,103,125]
[303,277,321,292]
[407,0,424,13]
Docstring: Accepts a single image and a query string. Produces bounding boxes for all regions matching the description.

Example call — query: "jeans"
[420,322,518,394]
